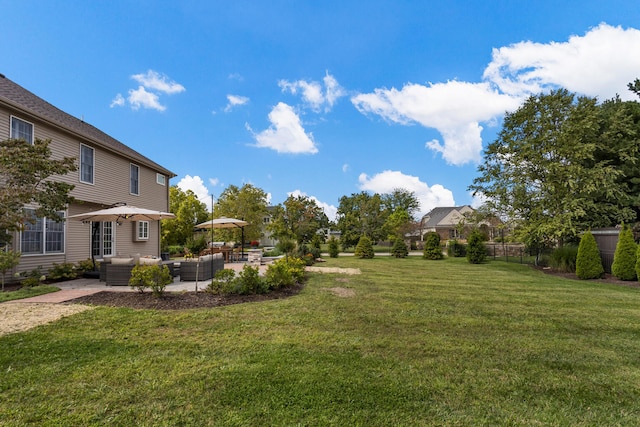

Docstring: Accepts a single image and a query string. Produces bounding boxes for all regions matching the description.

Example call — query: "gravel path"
[0,303,94,337]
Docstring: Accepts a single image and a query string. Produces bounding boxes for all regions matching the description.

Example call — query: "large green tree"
[268,194,329,244]
[0,138,76,245]
[336,192,386,248]
[213,184,269,243]
[469,89,624,254]
[161,186,209,247]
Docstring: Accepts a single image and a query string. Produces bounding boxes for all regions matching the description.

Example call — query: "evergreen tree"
[612,225,637,280]
[354,235,374,259]
[328,236,340,258]
[466,230,486,264]
[423,232,443,260]
[391,238,408,258]
[575,231,604,279]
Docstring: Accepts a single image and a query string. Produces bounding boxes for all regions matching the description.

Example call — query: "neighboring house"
[420,205,498,242]
[259,206,278,248]
[0,74,175,280]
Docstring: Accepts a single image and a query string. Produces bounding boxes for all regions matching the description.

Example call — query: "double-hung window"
[11,116,34,144]
[136,221,149,241]
[130,164,140,195]
[80,144,94,184]
[21,209,65,255]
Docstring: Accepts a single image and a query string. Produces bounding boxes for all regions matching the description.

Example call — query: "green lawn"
[0,284,59,303]
[1,257,639,425]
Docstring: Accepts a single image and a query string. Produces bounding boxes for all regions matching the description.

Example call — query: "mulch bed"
[70,283,305,310]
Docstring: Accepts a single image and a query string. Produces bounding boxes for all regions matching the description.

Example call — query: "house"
[420,205,499,242]
[0,74,175,280]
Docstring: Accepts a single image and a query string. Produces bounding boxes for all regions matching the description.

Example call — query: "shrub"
[612,225,637,281]
[576,231,604,279]
[354,236,374,259]
[423,232,443,260]
[186,235,207,256]
[277,237,296,258]
[236,264,267,294]
[207,269,236,294]
[75,258,97,273]
[391,238,408,258]
[549,245,579,273]
[328,236,340,258]
[0,250,21,290]
[47,262,78,281]
[447,239,466,257]
[167,245,184,256]
[21,267,45,287]
[265,257,306,290]
[466,230,486,264]
[129,264,172,296]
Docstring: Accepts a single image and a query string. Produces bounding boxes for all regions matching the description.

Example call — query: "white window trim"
[20,209,66,256]
[156,173,166,186]
[136,220,149,241]
[10,115,34,144]
[79,143,95,185]
[130,163,140,196]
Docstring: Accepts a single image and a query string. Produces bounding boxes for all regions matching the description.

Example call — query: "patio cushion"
[139,257,162,266]
[111,257,134,265]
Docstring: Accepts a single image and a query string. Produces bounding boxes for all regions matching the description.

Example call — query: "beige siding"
[1,102,171,281]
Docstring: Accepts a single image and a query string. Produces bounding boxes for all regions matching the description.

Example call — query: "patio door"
[92,221,114,258]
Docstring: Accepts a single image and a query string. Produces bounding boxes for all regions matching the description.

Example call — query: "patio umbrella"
[195,217,249,260]
[69,204,176,270]
[68,204,175,222]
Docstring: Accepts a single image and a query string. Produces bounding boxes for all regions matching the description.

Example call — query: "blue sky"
[2,1,640,220]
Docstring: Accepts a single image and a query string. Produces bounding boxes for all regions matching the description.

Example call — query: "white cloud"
[128,86,166,111]
[358,170,455,219]
[279,72,345,112]
[484,23,640,101]
[342,164,349,173]
[288,190,338,222]
[351,23,640,166]
[228,72,244,81]
[177,175,211,211]
[111,69,185,111]
[131,70,185,94]
[209,177,220,187]
[352,81,519,165]
[110,93,125,108]
[224,94,250,112]
[250,102,318,154]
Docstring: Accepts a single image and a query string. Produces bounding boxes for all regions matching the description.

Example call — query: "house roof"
[421,206,471,228]
[0,73,175,178]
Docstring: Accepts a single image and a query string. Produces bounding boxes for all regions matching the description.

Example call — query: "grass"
[0,284,59,302]
[1,257,640,425]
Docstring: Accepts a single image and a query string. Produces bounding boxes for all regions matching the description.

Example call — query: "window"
[130,164,139,195]
[136,221,149,241]
[21,209,65,255]
[156,173,166,186]
[80,144,94,184]
[10,116,34,144]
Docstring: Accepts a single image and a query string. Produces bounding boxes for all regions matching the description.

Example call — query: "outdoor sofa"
[100,256,176,286]
[180,253,224,281]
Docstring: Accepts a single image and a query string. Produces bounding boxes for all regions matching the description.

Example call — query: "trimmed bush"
[129,264,172,296]
[328,236,340,258]
[354,235,374,259]
[612,225,637,281]
[466,230,486,264]
[423,232,443,260]
[576,231,604,279]
[391,238,408,258]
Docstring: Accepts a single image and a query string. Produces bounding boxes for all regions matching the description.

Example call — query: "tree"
[382,209,412,242]
[612,225,637,281]
[381,188,420,218]
[469,89,623,257]
[336,192,386,248]
[0,250,21,291]
[354,235,374,259]
[576,231,604,279]
[423,232,443,260]
[0,138,77,244]
[328,236,340,258]
[268,194,329,244]
[466,230,486,264]
[162,186,209,248]
[213,184,269,244]
[391,238,408,258]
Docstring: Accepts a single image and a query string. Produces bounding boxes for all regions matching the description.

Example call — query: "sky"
[2,1,640,221]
